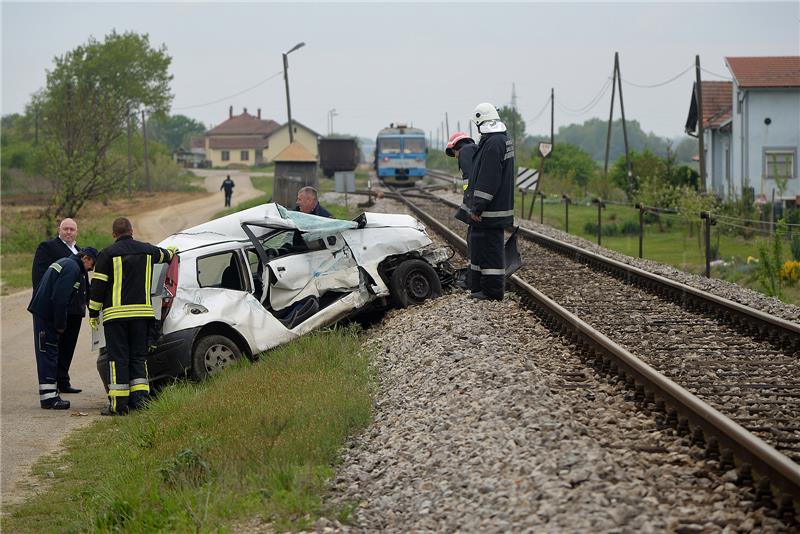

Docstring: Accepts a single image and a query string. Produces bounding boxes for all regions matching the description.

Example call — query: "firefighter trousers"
[468,226,505,299]
[32,315,61,405]
[57,314,82,387]
[104,319,151,413]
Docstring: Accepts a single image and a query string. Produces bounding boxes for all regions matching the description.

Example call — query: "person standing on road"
[296,186,332,217]
[88,218,176,416]
[467,102,515,301]
[446,132,478,289]
[220,175,235,207]
[28,248,98,409]
[31,217,87,393]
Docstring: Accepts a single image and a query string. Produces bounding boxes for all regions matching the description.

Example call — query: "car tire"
[191,334,242,381]
[390,259,442,308]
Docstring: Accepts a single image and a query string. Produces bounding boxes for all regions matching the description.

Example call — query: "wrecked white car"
[96,203,453,382]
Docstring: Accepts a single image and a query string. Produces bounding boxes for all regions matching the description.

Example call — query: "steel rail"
[430,194,800,347]
[390,186,800,510]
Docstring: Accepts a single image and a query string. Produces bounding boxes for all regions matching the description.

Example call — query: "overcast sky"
[2,2,799,141]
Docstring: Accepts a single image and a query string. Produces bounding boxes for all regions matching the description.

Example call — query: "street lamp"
[282,41,305,144]
[328,108,338,135]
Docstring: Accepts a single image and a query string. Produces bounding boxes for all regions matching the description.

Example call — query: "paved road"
[0,170,262,507]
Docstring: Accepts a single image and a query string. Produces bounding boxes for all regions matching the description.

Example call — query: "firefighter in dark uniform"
[468,102,515,300]
[446,132,478,289]
[88,217,176,415]
[27,248,98,409]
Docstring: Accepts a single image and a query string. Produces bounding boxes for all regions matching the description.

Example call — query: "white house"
[687,56,800,204]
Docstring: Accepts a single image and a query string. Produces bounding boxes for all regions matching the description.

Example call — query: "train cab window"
[404,138,426,154]
[379,138,401,154]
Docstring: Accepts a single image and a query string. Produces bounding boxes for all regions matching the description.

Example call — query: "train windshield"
[403,138,426,154]
[378,138,401,154]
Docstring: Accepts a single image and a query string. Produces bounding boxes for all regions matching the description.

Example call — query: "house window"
[765,150,795,180]
[221,151,230,161]
[240,150,249,161]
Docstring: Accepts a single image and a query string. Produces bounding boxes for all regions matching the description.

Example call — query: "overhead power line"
[526,94,552,125]
[620,64,693,88]
[556,74,613,115]
[173,70,284,111]
[700,67,732,80]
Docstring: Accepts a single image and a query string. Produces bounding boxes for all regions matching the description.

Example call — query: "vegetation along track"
[387,181,800,519]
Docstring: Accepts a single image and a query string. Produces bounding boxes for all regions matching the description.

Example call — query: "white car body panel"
[129,203,448,359]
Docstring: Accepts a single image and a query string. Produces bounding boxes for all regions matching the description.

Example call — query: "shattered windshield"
[277,205,358,240]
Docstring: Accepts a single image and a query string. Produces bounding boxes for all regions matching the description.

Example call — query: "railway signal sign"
[538,142,552,158]
[516,167,539,192]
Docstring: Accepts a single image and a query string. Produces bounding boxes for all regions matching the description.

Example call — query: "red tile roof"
[190,137,205,149]
[207,112,281,136]
[701,81,732,128]
[208,136,269,150]
[725,56,800,88]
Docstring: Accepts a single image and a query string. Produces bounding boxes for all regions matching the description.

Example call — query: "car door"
[241,223,360,312]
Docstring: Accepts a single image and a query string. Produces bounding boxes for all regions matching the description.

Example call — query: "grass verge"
[2,325,372,532]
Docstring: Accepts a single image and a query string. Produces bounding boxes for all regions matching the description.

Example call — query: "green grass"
[2,326,372,533]
[519,196,800,304]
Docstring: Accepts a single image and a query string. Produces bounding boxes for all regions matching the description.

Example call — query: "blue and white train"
[374,123,427,186]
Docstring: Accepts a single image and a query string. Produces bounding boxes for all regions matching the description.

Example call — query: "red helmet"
[445,131,474,157]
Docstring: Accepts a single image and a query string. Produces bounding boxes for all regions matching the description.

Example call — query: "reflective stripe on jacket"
[88,235,174,323]
[27,255,85,331]
[470,132,515,228]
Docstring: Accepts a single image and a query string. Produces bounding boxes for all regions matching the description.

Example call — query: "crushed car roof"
[159,203,424,250]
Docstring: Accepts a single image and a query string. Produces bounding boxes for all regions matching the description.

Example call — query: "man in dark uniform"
[467,102,515,301]
[31,217,86,393]
[88,218,176,415]
[296,186,332,217]
[220,175,235,207]
[28,248,97,409]
[446,132,478,290]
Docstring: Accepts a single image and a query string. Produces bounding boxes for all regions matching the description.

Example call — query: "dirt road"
[0,170,263,507]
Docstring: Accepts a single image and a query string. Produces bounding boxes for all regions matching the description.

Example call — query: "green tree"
[147,113,206,151]
[498,106,525,153]
[610,149,665,200]
[541,143,597,189]
[35,31,172,230]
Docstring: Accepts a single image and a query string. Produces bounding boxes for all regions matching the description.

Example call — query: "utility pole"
[469,121,473,139]
[457,120,460,133]
[127,112,133,197]
[603,56,618,179]
[441,121,445,149]
[142,109,151,194]
[511,82,518,151]
[695,55,706,192]
[435,127,439,151]
[616,52,633,192]
[550,88,554,146]
[445,113,450,139]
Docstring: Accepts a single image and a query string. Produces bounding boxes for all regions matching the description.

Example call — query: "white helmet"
[473,102,500,125]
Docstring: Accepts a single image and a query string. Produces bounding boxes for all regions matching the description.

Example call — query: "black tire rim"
[406,269,432,302]
[204,344,235,374]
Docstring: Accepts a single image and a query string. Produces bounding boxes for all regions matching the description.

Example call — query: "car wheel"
[191,334,242,380]
[390,259,442,308]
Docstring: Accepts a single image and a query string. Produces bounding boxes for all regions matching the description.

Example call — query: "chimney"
[243,107,248,115]
[229,105,233,118]
[257,108,261,119]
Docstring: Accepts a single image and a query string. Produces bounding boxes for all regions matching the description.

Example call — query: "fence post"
[520,190,526,220]
[562,194,571,233]
[593,198,605,245]
[540,192,545,224]
[701,211,716,278]
[637,203,645,258]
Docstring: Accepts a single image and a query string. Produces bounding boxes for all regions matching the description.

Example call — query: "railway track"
[383,181,800,520]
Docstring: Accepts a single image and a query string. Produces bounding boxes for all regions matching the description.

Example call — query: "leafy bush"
[779,261,800,286]
[791,234,800,262]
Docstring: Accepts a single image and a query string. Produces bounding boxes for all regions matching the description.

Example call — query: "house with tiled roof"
[263,120,322,162]
[203,107,281,167]
[686,56,800,202]
[202,107,320,168]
